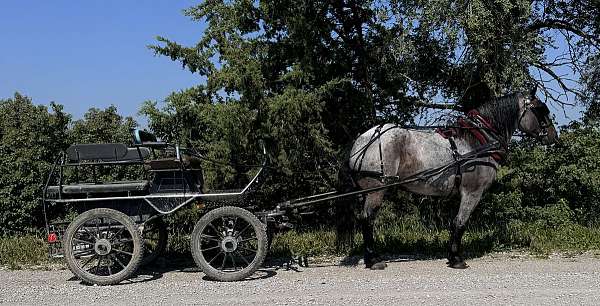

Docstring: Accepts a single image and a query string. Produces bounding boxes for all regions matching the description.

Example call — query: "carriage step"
[276,222,295,230]
[207,189,244,194]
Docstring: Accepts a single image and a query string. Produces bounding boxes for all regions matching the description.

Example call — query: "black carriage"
[43,129,269,285]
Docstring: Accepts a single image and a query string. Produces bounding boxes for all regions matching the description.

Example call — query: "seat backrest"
[66,144,151,163]
[132,129,157,145]
[67,144,128,162]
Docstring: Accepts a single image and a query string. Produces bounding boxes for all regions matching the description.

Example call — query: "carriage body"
[42,130,269,285]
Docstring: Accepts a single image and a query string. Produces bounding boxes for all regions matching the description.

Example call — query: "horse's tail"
[335,149,358,251]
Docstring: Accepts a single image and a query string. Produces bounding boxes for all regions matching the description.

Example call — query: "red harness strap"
[437,110,503,162]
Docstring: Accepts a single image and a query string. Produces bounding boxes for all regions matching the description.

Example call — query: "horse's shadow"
[338,228,500,267]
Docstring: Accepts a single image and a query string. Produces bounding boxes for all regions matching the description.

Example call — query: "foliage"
[146,0,600,205]
[0,235,52,269]
[0,94,70,234]
[2,1,600,263]
[0,93,139,233]
[70,105,137,144]
[470,120,600,227]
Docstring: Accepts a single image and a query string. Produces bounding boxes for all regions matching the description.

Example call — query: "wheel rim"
[70,216,135,277]
[199,215,259,273]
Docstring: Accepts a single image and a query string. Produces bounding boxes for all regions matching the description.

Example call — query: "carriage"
[43,129,271,285]
[43,91,557,285]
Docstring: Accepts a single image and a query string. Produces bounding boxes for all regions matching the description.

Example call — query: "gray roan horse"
[337,90,558,270]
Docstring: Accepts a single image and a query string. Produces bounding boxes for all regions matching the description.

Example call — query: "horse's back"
[349,124,459,195]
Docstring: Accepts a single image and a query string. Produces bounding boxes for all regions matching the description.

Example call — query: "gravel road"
[2,253,600,305]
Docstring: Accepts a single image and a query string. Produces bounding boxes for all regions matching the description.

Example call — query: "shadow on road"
[67,233,499,286]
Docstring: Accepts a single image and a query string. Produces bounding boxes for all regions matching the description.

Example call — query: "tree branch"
[414,101,462,111]
[531,61,580,106]
[527,19,600,45]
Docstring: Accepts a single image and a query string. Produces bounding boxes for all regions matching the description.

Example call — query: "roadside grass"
[5,221,600,269]
[0,235,51,269]
[167,219,600,260]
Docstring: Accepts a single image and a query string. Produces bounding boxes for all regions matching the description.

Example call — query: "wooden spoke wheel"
[64,208,143,285]
[191,206,267,282]
[141,217,168,266]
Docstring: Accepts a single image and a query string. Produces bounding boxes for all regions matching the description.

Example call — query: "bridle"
[518,96,552,140]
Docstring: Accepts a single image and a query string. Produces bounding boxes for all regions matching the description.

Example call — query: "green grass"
[270,220,600,259]
[0,235,51,269]
[5,221,600,269]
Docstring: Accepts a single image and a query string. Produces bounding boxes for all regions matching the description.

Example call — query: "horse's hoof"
[369,261,388,270]
[448,261,469,269]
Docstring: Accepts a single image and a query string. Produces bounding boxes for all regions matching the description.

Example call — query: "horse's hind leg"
[448,189,484,269]
[357,178,386,270]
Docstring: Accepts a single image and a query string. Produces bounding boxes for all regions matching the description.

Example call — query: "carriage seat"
[66,143,150,163]
[145,154,203,170]
[46,180,150,196]
[132,129,168,148]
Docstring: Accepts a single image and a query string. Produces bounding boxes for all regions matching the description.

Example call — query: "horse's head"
[517,90,559,145]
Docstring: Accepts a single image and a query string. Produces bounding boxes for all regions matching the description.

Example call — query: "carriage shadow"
[68,253,326,286]
[133,254,279,284]
[68,254,278,285]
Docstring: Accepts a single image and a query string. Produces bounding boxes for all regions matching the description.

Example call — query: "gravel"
[2,253,600,305]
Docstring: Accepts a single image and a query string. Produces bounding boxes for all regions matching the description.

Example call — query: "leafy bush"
[0,94,70,233]
[473,121,600,228]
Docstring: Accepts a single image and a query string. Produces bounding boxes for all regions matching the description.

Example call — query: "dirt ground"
[2,253,600,305]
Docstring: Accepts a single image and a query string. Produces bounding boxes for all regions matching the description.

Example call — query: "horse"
[337,90,559,270]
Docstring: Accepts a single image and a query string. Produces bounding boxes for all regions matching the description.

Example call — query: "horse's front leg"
[448,189,484,269]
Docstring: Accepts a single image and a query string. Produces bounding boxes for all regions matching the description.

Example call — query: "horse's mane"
[457,92,522,144]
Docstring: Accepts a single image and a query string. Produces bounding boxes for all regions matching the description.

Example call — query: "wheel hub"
[95,239,112,256]
[221,236,238,253]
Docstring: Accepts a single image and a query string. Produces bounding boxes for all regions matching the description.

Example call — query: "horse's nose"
[542,134,560,145]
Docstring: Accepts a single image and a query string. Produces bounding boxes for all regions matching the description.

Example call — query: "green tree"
[147,0,599,202]
[70,105,137,144]
[0,93,70,233]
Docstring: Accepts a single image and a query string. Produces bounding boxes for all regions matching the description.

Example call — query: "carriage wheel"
[191,206,267,282]
[141,217,168,266]
[64,208,143,285]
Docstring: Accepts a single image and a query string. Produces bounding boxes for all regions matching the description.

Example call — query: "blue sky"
[0,1,201,121]
[0,1,583,125]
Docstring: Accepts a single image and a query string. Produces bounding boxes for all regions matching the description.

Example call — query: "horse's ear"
[529,86,537,98]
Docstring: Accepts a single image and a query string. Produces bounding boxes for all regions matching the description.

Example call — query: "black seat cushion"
[145,155,202,170]
[146,159,181,170]
[122,147,151,161]
[47,180,150,196]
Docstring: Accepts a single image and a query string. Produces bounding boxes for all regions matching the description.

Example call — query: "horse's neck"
[475,95,522,144]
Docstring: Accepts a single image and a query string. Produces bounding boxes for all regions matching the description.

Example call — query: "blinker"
[532,104,550,117]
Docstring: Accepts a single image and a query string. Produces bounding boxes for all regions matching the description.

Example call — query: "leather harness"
[437,110,506,163]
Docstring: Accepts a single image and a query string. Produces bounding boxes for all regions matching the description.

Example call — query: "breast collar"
[437,110,506,162]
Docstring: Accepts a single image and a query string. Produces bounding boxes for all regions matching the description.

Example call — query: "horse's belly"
[393,133,460,196]
[350,125,461,196]
[401,169,460,196]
